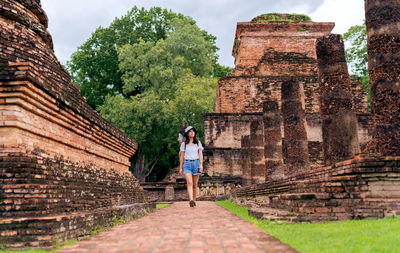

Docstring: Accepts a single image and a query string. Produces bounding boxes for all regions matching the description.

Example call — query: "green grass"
[0,240,77,253]
[216,200,400,253]
[252,13,311,23]
[156,203,171,209]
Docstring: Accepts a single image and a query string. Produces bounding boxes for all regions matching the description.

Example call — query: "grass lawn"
[216,200,400,253]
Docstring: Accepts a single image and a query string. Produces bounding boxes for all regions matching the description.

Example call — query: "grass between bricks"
[216,200,400,253]
[156,203,171,209]
[0,240,77,253]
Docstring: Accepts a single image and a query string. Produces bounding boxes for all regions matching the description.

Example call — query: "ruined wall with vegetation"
[230,2,400,221]
[204,14,373,181]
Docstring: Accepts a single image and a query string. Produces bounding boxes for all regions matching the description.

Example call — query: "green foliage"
[68,6,226,180]
[344,21,370,106]
[100,73,217,180]
[156,203,171,209]
[67,6,220,110]
[216,200,400,253]
[111,215,126,226]
[252,13,311,23]
[212,63,232,78]
[0,240,78,253]
[344,22,368,78]
[119,18,216,97]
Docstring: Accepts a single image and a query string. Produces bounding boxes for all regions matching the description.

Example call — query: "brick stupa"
[204,14,372,183]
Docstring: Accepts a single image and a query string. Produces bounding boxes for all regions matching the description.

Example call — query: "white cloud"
[40,0,365,68]
[309,0,365,35]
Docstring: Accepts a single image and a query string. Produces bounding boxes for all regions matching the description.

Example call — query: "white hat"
[184,126,197,135]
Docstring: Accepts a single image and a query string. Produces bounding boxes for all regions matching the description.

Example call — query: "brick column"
[241,135,251,186]
[316,34,361,165]
[365,0,400,156]
[165,186,175,201]
[263,101,285,180]
[281,78,309,176]
[250,120,266,184]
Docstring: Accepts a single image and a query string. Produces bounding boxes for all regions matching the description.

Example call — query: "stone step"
[248,207,299,222]
[385,209,400,217]
[269,193,331,201]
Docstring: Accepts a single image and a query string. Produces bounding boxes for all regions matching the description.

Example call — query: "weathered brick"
[365,0,400,155]
[0,0,149,249]
[204,14,372,180]
[316,34,361,165]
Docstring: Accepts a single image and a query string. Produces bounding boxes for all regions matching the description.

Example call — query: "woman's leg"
[184,173,194,200]
[192,174,200,202]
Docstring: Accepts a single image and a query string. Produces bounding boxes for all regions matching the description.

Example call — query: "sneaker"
[189,200,194,207]
[193,202,196,207]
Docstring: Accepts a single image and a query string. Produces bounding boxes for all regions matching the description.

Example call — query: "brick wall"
[203,112,372,178]
[231,156,400,221]
[0,1,151,248]
[205,15,373,182]
[142,178,241,202]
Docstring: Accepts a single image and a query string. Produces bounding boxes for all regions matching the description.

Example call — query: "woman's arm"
[198,149,203,173]
[179,151,184,175]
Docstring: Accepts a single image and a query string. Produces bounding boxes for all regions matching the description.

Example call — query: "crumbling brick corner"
[0,0,153,248]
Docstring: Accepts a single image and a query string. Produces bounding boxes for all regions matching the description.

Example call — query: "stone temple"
[204,13,372,184]
[1,0,400,248]
[203,4,400,221]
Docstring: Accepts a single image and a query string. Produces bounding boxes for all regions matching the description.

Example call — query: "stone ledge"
[0,64,137,151]
[232,156,400,221]
[0,80,135,163]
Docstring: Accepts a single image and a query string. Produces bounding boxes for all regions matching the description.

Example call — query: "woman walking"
[179,126,204,207]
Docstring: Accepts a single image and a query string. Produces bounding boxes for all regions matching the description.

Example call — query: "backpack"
[178,120,199,151]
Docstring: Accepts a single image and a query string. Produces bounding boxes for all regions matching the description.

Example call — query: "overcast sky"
[41,0,365,68]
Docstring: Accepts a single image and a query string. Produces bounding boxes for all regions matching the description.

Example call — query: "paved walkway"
[58,201,297,253]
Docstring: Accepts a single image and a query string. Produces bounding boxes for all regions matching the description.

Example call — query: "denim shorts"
[183,159,200,175]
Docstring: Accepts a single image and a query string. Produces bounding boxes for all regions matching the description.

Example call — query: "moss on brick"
[252,13,312,23]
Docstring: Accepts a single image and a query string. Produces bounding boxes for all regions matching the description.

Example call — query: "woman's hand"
[199,165,203,173]
[179,168,183,176]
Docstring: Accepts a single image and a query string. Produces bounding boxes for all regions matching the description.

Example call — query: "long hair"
[184,133,199,145]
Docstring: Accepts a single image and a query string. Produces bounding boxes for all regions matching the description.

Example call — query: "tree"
[99,18,219,181]
[99,74,217,181]
[119,18,216,97]
[343,22,369,100]
[67,6,220,110]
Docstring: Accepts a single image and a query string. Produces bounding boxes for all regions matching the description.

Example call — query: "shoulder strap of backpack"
[184,141,199,150]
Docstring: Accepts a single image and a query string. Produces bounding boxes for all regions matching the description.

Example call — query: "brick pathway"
[58,201,298,253]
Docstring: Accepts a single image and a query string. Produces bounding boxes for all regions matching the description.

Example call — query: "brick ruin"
[0,0,153,248]
[204,13,372,182]
[214,4,400,221]
[142,175,240,202]
[366,0,400,156]
[316,34,361,165]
